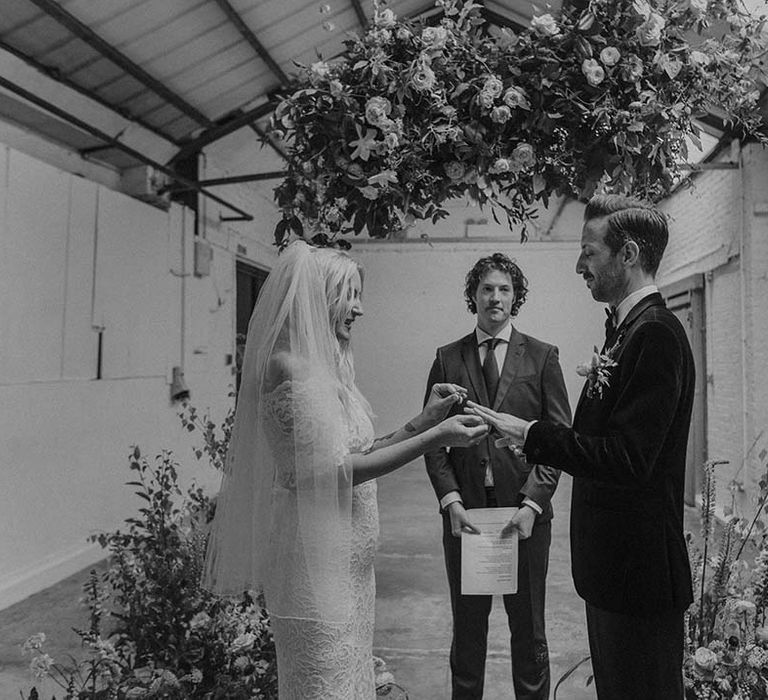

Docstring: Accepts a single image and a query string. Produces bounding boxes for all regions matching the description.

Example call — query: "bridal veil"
[202,241,358,623]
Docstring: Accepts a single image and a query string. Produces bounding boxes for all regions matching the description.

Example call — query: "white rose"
[503,86,531,110]
[370,28,392,44]
[491,105,512,123]
[490,158,511,174]
[483,76,503,98]
[410,65,436,91]
[421,26,449,50]
[229,632,257,654]
[375,8,397,27]
[511,142,536,170]
[478,90,495,109]
[693,646,718,672]
[365,96,392,126]
[530,13,560,37]
[310,61,331,78]
[635,12,665,46]
[600,47,621,66]
[329,79,345,97]
[582,58,606,86]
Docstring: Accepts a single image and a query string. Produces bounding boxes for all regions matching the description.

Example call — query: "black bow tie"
[604,307,617,342]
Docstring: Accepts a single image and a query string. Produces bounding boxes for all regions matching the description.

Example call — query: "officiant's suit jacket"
[524,293,695,617]
[425,326,571,700]
[425,327,571,513]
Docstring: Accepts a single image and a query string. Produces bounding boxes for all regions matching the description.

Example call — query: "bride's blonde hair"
[313,247,364,388]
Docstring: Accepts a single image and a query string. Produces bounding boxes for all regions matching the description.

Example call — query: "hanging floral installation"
[269,0,767,244]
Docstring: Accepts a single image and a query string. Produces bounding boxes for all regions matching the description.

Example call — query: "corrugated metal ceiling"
[0,0,543,150]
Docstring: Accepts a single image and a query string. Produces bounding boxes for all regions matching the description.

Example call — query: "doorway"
[235,260,270,389]
[662,274,707,506]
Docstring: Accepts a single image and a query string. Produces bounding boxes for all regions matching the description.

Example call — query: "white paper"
[461,507,519,595]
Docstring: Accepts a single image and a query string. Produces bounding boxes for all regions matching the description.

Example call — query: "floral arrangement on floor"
[684,445,768,699]
[269,0,767,245]
[22,445,278,700]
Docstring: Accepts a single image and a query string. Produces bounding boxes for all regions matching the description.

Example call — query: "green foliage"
[178,393,235,474]
[270,0,767,245]
[22,443,277,700]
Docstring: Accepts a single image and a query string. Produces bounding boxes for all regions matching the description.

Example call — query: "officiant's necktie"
[604,307,617,343]
[482,338,501,404]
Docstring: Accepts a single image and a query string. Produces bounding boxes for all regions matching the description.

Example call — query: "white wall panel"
[1,149,69,383]
[93,187,173,379]
[61,176,98,379]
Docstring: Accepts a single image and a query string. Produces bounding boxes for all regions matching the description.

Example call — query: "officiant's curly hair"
[464,253,528,317]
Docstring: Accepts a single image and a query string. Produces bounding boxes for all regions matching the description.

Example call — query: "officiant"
[423,253,571,700]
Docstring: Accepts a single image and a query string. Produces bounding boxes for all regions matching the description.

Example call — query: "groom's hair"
[585,194,669,275]
[464,253,528,316]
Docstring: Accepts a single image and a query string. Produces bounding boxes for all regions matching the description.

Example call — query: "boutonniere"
[576,342,619,399]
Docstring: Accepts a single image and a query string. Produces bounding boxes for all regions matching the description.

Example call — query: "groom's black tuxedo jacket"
[425,327,571,517]
[525,293,695,616]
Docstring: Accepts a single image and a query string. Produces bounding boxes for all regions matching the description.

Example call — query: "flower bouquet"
[685,448,768,699]
[269,0,766,245]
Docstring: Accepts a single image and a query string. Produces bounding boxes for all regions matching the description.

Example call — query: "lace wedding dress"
[265,378,379,699]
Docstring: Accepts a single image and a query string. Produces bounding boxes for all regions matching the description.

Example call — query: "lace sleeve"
[264,378,349,488]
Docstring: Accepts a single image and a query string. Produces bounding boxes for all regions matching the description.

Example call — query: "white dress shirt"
[614,284,658,327]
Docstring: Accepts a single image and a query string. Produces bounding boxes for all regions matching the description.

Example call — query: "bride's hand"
[435,414,488,448]
[422,383,468,426]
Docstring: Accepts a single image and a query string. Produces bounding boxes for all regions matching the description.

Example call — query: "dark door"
[662,274,707,506]
[235,261,269,389]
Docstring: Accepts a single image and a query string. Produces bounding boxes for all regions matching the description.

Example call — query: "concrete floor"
[0,471,598,699]
[373,469,595,700]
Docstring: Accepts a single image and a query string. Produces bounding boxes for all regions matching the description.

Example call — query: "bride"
[203,240,487,698]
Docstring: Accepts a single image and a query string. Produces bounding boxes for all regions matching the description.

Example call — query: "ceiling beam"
[0,39,182,145]
[164,171,288,191]
[0,45,177,161]
[350,0,369,29]
[480,7,526,31]
[25,0,212,127]
[171,100,276,162]
[0,74,253,220]
[212,0,288,85]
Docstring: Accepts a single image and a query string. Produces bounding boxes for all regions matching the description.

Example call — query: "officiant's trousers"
[442,514,551,700]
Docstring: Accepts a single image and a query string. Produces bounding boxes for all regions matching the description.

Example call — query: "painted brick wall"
[658,144,768,514]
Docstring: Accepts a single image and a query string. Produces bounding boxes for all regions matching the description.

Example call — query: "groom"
[424,253,571,700]
[469,194,695,700]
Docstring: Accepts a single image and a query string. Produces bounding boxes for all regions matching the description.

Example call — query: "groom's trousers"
[585,602,684,700]
[442,512,551,700]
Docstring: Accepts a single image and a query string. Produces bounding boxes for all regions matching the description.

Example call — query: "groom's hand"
[465,401,529,443]
[447,502,481,537]
[501,506,536,540]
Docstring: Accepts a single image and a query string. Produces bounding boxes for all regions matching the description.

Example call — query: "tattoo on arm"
[368,431,397,453]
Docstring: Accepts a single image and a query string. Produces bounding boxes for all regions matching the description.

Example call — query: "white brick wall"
[659,143,768,515]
